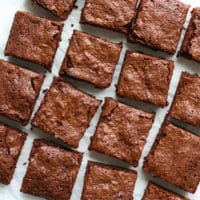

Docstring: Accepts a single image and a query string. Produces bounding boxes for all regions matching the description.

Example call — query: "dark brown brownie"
[142,182,189,200]
[0,123,26,184]
[80,0,138,33]
[32,0,76,20]
[0,59,44,125]
[117,51,174,107]
[143,121,200,193]
[4,11,63,71]
[89,97,155,167]
[179,8,200,63]
[32,78,101,148]
[169,72,200,128]
[60,30,122,88]
[81,161,137,200]
[128,0,189,54]
[21,139,83,200]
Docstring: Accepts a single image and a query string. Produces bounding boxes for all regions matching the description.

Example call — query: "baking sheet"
[0,0,200,199]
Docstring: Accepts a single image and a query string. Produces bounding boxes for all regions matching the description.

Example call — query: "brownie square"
[4,11,63,71]
[0,123,26,184]
[81,161,137,200]
[32,0,76,20]
[116,51,174,107]
[142,182,188,200]
[143,121,200,193]
[32,78,101,148]
[60,30,122,88]
[179,8,200,63]
[80,0,138,33]
[128,0,189,54]
[89,97,155,167]
[21,139,83,200]
[169,72,200,128]
[0,59,44,125]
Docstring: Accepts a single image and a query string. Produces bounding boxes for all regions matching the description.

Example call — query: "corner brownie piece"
[142,182,188,200]
[89,97,155,167]
[81,161,137,200]
[0,123,26,184]
[179,8,200,63]
[60,30,122,88]
[143,122,200,193]
[80,0,138,33]
[21,139,83,200]
[32,78,101,148]
[0,59,44,125]
[117,51,174,107]
[5,11,63,71]
[32,0,76,20]
[169,72,200,128]
[128,0,189,54]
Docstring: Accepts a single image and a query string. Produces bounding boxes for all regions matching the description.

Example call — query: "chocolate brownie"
[80,0,138,33]
[0,59,44,125]
[32,0,76,20]
[179,8,200,63]
[81,161,137,200]
[89,97,155,167]
[128,0,189,54]
[60,30,122,88]
[21,139,83,200]
[143,122,200,193]
[142,182,189,200]
[32,78,101,148]
[117,51,174,107]
[4,11,63,71]
[0,123,26,184]
[169,72,200,128]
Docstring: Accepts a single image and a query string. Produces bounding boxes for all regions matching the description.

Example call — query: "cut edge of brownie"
[60,30,123,88]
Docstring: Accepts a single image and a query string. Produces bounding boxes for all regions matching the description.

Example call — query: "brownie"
[128,0,189,54]
[117,51,174,107]
[0,123,26,185]
[32,0,76,20]
[4,11,63,71]
[80,0,138,33]
[81,161,137,200]
[32,78,101,148]
[89,97,155,167]
[169,72,200,128]
[21,139,83,200]
[142,182,189,200]
[179,8,200,63]
[143,121,200,193]
[0,59,44,125]
[60,30,122,88]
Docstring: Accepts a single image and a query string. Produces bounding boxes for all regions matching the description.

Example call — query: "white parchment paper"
[0,0,200,199]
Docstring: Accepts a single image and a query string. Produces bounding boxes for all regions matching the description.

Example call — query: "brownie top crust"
[142,182,189,200]
[60,30,122,88]
[89,97,155,167]
[0,59,44,125]
[32,78,101,148]
[32,0,76,20]
[81,161,137,200]
[170,72,200,128]
[129,0,189,54]
[117,51,174,106]
[143,122,200,193]
[5,11,63,71]
[80,0,138,33]
[21,139,83,200]
[0,123,26,184]
[179,7,200,62]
